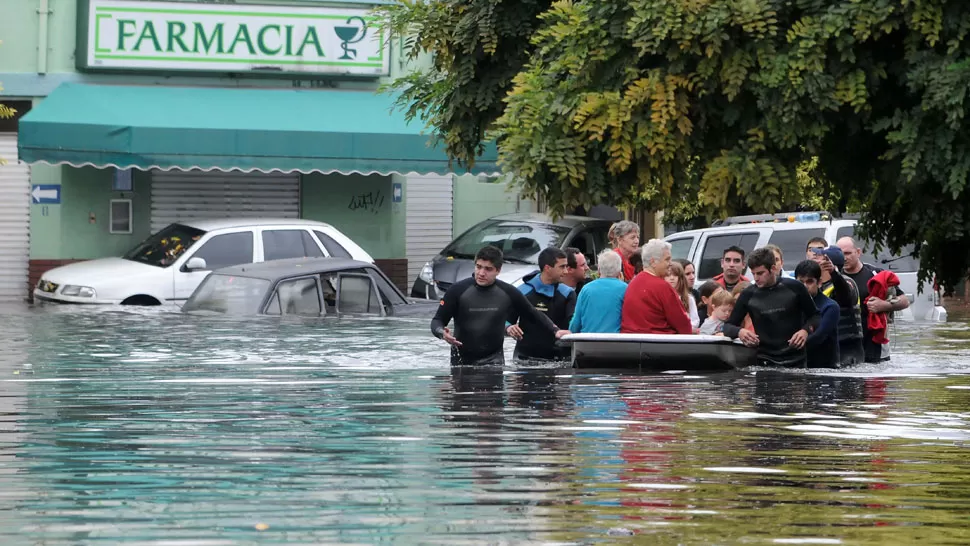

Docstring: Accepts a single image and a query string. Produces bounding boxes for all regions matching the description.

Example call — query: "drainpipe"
[37,0,51,74]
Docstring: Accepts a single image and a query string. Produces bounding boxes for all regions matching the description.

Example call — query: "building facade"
[0,0,533,300]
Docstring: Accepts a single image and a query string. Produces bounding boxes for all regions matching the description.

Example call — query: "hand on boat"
[788,329,808,349]
[442,328,463,347]
[554,329,571,339]
[738,329,759,347]
[506,324,524,340]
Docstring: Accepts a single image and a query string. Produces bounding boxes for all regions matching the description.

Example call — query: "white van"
[664,213,947,322]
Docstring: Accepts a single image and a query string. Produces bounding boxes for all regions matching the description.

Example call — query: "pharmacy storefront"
[17,0,495,296]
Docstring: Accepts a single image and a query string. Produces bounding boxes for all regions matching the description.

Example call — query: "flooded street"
[1,305,969,544]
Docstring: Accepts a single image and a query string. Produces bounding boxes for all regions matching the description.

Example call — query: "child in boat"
[732,281,756,332]
[699,288,734,335]
[696,280,721,324]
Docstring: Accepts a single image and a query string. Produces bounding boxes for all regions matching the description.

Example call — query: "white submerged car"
[34,219,373,306]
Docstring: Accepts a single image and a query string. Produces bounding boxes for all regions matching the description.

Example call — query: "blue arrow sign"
[392,182,403,203]
[31,184,61,204]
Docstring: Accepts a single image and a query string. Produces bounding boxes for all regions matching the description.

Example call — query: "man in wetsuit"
[723,248,820,367]
[431,245,569,366]
[509,247,577,361]
[794,259,840,368]
[713,246,750,291]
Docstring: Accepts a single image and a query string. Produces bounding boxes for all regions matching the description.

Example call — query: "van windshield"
[443,220,571,264]
[835,226,920,272]
[124,224,207,268]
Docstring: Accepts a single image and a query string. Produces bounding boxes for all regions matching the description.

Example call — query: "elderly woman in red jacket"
[608,220,640,282]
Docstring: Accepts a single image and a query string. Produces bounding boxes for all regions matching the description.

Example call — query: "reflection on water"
[0,304,968,544]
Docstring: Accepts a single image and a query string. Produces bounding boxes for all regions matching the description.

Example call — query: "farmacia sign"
[78,0,390,76]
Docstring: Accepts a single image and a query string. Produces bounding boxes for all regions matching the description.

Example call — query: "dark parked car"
[411,213,615,299]
[183,258,439,317]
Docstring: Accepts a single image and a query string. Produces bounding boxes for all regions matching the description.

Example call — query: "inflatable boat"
[562,333,758,371]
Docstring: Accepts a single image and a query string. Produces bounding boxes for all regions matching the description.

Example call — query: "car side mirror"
[185,257,208,271]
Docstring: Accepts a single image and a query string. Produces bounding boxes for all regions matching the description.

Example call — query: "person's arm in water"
[722,288,758,345]
[430,283,463,346]
[501,283,568,337]
[788,280,820,349]
[807,299,839,347]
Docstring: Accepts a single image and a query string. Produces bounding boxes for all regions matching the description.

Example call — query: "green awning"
[18,82,498,175]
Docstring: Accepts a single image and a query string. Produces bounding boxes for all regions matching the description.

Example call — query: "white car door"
[172,230,257,301]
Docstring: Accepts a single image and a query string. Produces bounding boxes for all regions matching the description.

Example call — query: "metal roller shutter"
[405,175,453,285]
[150,170,300,232]
[0,134,30,301]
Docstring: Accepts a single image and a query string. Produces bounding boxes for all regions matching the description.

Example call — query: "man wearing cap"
[811,245,865,366]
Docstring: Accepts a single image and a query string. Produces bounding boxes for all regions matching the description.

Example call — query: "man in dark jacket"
[508,247,577,361]
[794,259,840,368]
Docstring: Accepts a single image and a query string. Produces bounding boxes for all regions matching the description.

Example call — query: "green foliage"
[383,0,970,290]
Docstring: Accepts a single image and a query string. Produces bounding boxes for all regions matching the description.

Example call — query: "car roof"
[667,219,857,238]
[212,257,374,281]
[177,218,336,231]
[489,212,614,228]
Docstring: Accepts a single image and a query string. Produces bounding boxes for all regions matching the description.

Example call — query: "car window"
[697,233,760,279]
[263,230,324,261]
[590,226,611,261]
[443,220,571,264]
[767,229,826,267]
[124,223,206,268]
[189,232,255,270]
[368,267,407,306]
[835,226,920,272]
[668,237,694,261]
[569,231,595,264]
[274,277,323,316]
[313,230,352,259]
[182,274,269,314]
[336,273,381,315]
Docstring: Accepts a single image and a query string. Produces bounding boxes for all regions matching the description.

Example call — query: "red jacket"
[621,271,693,334]
[713,273,750,289]
[865,270,900,345]
[615,248,636,282]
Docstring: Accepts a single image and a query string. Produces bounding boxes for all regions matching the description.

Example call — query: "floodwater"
[1,304,969,545]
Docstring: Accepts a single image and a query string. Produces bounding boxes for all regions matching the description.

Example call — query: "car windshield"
[443,220,571,264]
[124,224,207,268]
[182,274,270,315]
[835,227,920,272]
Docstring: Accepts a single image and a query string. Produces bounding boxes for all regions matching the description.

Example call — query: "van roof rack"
[712,211,836,226]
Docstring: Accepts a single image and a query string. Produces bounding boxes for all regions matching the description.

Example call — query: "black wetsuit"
[431,277,560,366]
[723,277,820,367]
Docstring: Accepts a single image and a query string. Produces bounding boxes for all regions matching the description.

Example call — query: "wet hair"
[608,220,640,247]
[711,288,735,308]
[475,245,504,270]
[537,247,567,271]
[666,260,691,311]
[698,280,721,300]
[806,237,829,250]
[563,247,582,268]
[747,247,776,271]
[765,243,783,261]
[597,249,623,278]
[722,245,746,260]
[794,259,822,280]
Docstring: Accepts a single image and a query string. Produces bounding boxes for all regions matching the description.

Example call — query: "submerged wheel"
[121,295,161,306]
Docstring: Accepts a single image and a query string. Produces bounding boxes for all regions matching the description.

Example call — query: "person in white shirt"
[666,260,700,331]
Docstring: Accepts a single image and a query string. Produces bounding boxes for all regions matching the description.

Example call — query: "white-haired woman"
[569,250,628,333]
[608,220,640,282]
[620,239,693,335]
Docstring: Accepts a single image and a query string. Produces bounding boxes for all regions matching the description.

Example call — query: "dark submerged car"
[182,258,439,317]
[411,213,615,299]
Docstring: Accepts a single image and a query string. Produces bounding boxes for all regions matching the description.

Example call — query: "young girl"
[699,288,734,335]
[666,261,699,330]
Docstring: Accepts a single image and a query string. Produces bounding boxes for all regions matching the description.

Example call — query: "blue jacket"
[568,277,627,334]
[807,291,840,367]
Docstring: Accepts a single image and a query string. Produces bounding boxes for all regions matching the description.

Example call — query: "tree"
[382,0,970,290]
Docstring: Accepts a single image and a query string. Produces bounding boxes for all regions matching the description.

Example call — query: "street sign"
[31,184,61,204]
[392,182,403,203]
